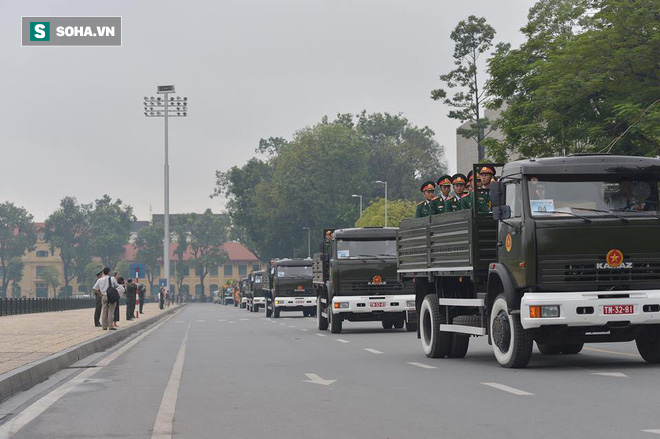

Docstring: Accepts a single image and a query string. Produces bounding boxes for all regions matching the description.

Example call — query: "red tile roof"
[123,241,259,263]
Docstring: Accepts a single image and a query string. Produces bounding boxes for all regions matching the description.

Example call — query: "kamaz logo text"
[596,262,633,269]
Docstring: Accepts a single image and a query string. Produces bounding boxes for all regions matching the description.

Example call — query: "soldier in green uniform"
[415,181,437,218]
[444,173,469,212]
[431,175,452,214]
[461,166,495,213]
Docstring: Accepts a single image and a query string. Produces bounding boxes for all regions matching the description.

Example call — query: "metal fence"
[0,297,97,317]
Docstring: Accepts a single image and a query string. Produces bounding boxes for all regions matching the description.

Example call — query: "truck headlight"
[530,305,560,318]
[334,302,349,309]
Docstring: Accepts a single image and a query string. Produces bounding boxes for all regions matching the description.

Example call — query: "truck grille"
[339,280,408,294]
[539,253,660,289]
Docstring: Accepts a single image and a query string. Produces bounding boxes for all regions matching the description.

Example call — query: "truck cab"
[315,227,416,334]
[265,258,315,318]
[246,270,267,312]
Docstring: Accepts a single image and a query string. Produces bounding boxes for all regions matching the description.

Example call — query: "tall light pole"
[302,227,311,258]
[143,86,188,295]
[375,181,388,227]
[351,194,363,218]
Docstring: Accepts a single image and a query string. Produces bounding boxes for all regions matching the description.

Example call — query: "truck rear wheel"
[317,300,328,330]
[490,294,533,368]
[330,312,342,334]
[636,324,660,363]
[447,334,470,358]
[273,307,280,318]
[419,294,451,358]
[266,305,272,318]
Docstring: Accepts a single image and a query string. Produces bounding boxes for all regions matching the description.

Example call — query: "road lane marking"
[590,372,628,378]
[642,429,660,435]
[152,322,191,439]
[583,347,640,358]
[482,383,533,396]
[289,325,296,328]
[336,339,350,343]
[0,309,181,438]
[239,319,249,321]
[195,320,205,323]
[407,362,436,369]
[279,323,286,326]
[301,329,308,332]
[228,321,235,324]
[364,348,383,354]
[315,333,327,337]
[303,373,336,386]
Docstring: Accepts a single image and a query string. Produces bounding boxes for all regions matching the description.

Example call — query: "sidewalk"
[0,302,180,375]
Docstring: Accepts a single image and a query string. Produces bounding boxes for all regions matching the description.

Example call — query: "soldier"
[444,173,469,212]
[415,181,437,218]
[431,175,452,214]
[461,166,495,213]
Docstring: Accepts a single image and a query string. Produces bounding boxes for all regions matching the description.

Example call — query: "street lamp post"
[302,227,311,258]
[375,181,388,227]
[143,86,188,295]
[351,194,363,217]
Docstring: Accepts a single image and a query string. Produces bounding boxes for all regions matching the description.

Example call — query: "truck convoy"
[315,227,416,334]
[397,155,660,368]
[265,258,316,318]
[246,270,267,312]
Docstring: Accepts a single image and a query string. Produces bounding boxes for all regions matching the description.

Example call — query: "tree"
[355,199,417,228]
[487,0,660,158]
[134,222,164,292]
[431,15,497,161]
[186,210,229,298]
[115,260,130,279]
[0,202,37,297]
[7,257,24,298]
[43,197,92,297]
[173,259,191,299]
[79,261,103,293]
[89,195,135,270]
[40,265,61,297]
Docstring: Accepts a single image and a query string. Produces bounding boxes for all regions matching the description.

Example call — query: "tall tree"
[134,222,164,292]
[186,210,229,298]
[354,198,417,228]
[487,0,660,158]
[40,265,61,297]
[0,202,37,297]
[79,261,103,293]
[89,195,135,270]
[43,197,92,297]
[7,257,24,298]
[431,15,497,161]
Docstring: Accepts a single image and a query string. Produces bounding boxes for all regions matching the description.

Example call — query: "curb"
[0,304,185,403]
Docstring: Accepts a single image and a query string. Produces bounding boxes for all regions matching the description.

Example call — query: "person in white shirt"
[93,267,119,330]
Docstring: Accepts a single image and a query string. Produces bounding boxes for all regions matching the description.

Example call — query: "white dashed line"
[364,348,383,354]
[289,326,296,328]
[407,362,436,369]
[590,372,628,378]
[315,333,327,337]
[583,347,640,358]
[336,339,350,344]
[482,382,533,396]
[642,429,660,435]
[301,329,308,332]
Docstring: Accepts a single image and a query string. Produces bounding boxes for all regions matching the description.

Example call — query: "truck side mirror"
[489,181,504,207]
[493,205,511,221]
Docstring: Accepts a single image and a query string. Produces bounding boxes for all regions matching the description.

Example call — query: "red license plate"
[603,304,634,315]
[370,302,385,308]
[296,300,304,304]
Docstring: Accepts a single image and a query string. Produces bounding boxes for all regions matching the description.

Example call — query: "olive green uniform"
[429,196,448,215]
[445,193,469,212]
[460,189,491,214]
[415,200,433,218]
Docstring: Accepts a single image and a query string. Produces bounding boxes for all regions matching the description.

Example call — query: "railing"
[0,297,97,317]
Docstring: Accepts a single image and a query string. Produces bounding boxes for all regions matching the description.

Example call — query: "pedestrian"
[93,267,119,331]
[113,276,125,328]
[138,283,146,314]
[126,278,137,320]
[93,270,103,327]
[159,286,165,309]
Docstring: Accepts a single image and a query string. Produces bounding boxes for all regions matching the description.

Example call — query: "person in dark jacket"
[126,279,137,320]
[93,271,103,327]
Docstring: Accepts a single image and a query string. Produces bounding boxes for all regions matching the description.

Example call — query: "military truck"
[265,258,315,318]
[239,277,248,308]
[315,227,416,334]
[246,270,267,312]
[398,156,660,368]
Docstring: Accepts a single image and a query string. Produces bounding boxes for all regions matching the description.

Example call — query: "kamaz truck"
[246,270,267,312]
[398,156,660,368]
[315,227,416,334]
[265,258,315,318]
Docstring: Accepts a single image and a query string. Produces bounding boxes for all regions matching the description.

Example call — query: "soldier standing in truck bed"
[461,166,495,213]
[431,175,453,214]
[444,173,469,212]
[415,181,437,218]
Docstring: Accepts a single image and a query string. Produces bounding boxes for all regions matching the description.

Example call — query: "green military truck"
[398,155,660,368]
[246,270,267,312]
[238,277,248,308]
[265,258,315,318]
[315,227,416,334]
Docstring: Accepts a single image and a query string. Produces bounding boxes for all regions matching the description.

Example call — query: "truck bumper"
[275,297,316,308]
[252,297,265,305]
[520,290,660,329]
[331,295,415,315]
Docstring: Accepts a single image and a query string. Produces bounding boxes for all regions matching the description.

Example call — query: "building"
[456,108,507,174]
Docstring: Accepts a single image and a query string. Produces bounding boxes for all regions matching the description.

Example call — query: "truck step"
[439,324,486,336]
[437,298,484,307]
[453,315,484,328]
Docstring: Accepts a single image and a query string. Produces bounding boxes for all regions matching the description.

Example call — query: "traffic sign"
[129,263,147,279]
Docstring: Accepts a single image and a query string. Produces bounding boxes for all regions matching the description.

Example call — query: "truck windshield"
[254,275,263,284]
[336,239,396,259]
[277,266,312,277]
[527,177,660,218]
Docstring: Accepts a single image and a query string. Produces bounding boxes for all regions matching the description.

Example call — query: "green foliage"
[40,265,60,296]
[0,202,37,297]
[134,222,164,291]
[44,197,92,294]
[88,195,135,270]
[431,15,497,160]
[114,260,130,279]
[354,198,417,228]
[487,0,660,158]
[173,259,191,297]
[214,112,446,260]
[7,257,24,297]
[79,261,103,293]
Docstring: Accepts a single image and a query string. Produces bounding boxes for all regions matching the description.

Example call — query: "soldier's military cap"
[437,175,452,186]
[452,173,467,185]
[478,165,496,175]
[420,181,436,192]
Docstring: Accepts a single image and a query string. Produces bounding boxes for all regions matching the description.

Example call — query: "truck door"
[498,181,525,286]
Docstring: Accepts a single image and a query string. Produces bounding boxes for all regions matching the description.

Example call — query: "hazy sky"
[1,0,536,221]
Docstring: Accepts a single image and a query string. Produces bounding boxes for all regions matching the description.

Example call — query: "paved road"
[1,303,659,438]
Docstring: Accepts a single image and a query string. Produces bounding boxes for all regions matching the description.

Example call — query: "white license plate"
[603,304,634,315]
[370,302,385,308]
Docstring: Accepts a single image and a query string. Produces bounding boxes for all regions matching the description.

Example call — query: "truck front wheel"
[266,305,272,318]
[273,307,280,318]
[419,294,451,358]
[490,294,533,368]
[330,312,342,334]
[636,324,660,363]
[317,300,328,330]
